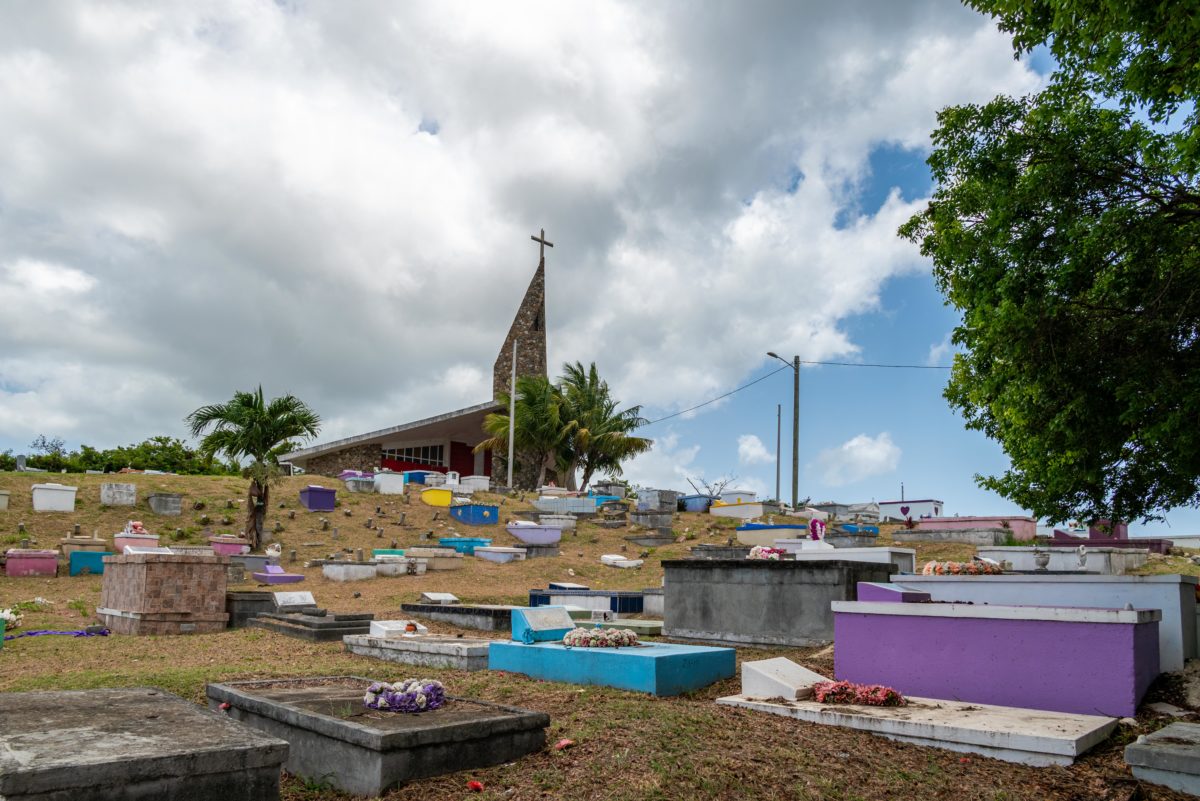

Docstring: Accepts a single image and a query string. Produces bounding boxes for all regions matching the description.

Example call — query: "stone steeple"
[493,240,549,400]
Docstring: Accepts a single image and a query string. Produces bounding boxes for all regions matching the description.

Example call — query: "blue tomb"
[69,550,114,576]
[528,588,645,613]
[489,607,735,697]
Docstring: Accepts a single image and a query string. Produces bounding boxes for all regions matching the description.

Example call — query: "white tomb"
[31,483,78,512]
[420,592,460,605]
[369,620,429,638]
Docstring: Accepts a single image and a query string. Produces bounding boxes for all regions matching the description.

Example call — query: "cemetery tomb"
[593,618,664,637]
[537,485,573,496]
[475,545,527,563]
[274,590,317,611]
[662,558,891,646]
[708,500,764,520]
[421,486,454,507]
[833,598,1159,717]
[210,536,251,555]
[99,481,137,506]
[207,677,548,797]
[404,547,465,570]
[373,470,406,494]
[402,602,515,631]
[637,489,680,512]
[459,474,491,492]
[892,527,1008,546]
[523,543,561,559]
[537,513,577,530]
[529,587,647,614]
[372,548,406,558]
[593,481,627,498]
[1124,722,1200,796]
[369,619,429,637]
[122,546,174,555]
[376,558,428,577]
[438,536,492,554]
[98,552,230,635]
[894,573,1198,672]
[626,531,676,548]
[30,482,77,512]
[532,496,596,515]
[0,687,288,801]
[735,524,807,547]
[506,521,562,545]
[344,476,376,493]
[914,515,1038,539]
[642,587,664,617]
[68,549,114,576]
[4,548,58,578]
[247,609,374,642]
[231,553,271,573]
[775,545,918,574]
[548,581,590,590]
[488,607,736,696]
[450,503,499,527]
[716,658,1117,767]
[679,493,714,512]
[420,592,459,604]
[322,561,379,582]
[253,564,305,584]
[0,489,9,510]
[689,543,752,560]
[227,590,277,628]
[59,533,108,555]
[146,492,183,516]
[975,545,1149,575]
[601,553,643,569]
[344,632,491,671]
[113,532,161,552]
[299,484,336,511]
[718,489,756,504]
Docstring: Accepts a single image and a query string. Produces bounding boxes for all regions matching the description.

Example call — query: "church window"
[381,445,444,466]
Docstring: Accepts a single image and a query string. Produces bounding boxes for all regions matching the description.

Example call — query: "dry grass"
[1,472,1196,800]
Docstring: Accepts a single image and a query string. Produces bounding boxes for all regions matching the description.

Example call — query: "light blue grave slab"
[488,640,735,696]
[511,606,575,643]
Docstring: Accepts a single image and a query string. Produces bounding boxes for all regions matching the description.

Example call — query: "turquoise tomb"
[488,607,735,696]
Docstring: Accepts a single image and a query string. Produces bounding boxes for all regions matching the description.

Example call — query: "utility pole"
[507,339,518,489]
[775,403,781,503]
[791,355,799,510]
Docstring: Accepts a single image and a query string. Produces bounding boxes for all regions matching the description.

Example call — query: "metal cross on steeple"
[530,228,554,262]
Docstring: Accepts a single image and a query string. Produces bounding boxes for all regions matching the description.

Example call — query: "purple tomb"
[832,593,1159,717]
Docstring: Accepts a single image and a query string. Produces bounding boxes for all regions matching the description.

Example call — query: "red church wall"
[377,443,491,476]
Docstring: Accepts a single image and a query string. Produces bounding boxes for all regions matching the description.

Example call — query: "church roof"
[279,399,498,466]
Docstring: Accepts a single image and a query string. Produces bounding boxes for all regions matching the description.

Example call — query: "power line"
[638,357,951,428]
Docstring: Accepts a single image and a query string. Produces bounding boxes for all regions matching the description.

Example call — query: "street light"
[767,351,800,509]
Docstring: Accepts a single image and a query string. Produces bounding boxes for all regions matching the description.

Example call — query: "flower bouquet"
[812,680,906,707]
[562,627,640,648]
[0,607,22,632]
[748,546,785,560]
[921,560,1002,576]
[363,679,446,713]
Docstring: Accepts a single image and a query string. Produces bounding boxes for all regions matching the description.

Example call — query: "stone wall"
[306,443,380,477]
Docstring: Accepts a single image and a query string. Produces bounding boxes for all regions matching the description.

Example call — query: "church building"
[281,233,552,477]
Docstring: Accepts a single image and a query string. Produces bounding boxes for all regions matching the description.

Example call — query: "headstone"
[15,454,26,471]
[274,591,316,610]
[368,619,429,638]
[100,482,137,506]
[147,493,183,516]
[512,606,575,643]
[741,657,829,701]
[419,592,459,605]
[590,609,617,622]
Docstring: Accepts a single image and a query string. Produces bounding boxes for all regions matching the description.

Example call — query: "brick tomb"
[98,552,230,635]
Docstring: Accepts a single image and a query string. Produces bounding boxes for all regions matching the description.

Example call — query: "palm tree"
[558,362,652,491]
[476,374,573,488]
[185,387,321,550]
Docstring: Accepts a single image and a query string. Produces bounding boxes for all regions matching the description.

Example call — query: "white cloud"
[817,432,901,486]
[927,332,954,366]
[0,2,1042,450]
[737,434,774,465]
[621,432,700,492]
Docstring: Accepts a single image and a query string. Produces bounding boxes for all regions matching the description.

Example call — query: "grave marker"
[274,591,316,610]
[100,482,137,506]
[420,592,459,605]
[512,606,574,643]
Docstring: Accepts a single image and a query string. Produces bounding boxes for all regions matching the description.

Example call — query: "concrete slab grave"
[662,559,891,646]
[227,590,277,628]
[206,677,548,797]
[0,687,288,801]
[488,607,736,696]
[1124,722,1200,796]
[402,602,515,631]
[369,619,429,638]
[248,609,374,642]
[343,634,491,671]
[99,482,137,506]
[420,592,460,605]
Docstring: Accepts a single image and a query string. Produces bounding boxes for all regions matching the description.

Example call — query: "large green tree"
[477,374,572,489]
[186,387,320,549]
[900,2,1200,524]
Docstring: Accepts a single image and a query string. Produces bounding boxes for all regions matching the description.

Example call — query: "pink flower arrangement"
[812,680,906,707]
[748,546,786,560]
[562,627,640,648]
[921,560,1002,576]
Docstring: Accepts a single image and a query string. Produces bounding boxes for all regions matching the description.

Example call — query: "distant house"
[810,501,881,522]
[878,498,943,521]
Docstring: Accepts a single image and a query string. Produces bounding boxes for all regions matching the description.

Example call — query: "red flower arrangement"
[812,680,906,707]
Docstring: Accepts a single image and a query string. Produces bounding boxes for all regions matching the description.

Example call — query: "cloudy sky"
[1,2,1190,534]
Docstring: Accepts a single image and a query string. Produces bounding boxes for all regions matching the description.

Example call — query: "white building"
[878,498,943,521]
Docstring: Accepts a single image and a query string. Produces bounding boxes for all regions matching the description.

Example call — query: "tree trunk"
[579,463,596,493]
[244,479,266,551]
[563,459,580,492]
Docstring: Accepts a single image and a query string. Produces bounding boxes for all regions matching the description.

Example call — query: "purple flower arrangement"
[363,678,446,713]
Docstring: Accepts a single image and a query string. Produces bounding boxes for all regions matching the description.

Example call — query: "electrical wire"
[638,358,951,428]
